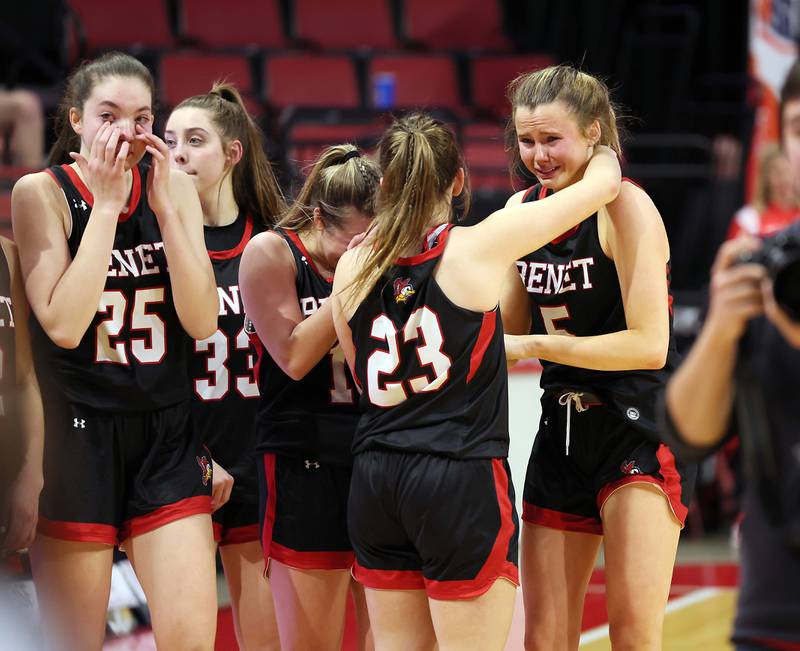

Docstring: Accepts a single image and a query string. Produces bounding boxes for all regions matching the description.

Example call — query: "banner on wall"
[747,0,799,198]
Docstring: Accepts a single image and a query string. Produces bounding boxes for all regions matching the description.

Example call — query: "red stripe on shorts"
[37,517,118,545]
[119,495,212,543]
[424,459,519,599]
[522,502,603,535]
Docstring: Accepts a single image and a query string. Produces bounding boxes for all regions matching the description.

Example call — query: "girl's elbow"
[48,326,82,350]
[644,343,669,370]
[187,312,218,340]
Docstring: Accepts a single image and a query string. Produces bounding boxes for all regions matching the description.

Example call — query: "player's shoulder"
[505,186,536,208]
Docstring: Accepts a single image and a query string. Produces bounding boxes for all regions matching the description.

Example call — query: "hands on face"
[69,122,130,214]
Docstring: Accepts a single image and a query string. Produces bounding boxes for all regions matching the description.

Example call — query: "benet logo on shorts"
[626,407,640,421]
[196,455,212,486]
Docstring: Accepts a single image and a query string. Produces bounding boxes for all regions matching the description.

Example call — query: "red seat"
[264,55,360,111]
[367,55,461,113]
[286,121,386,168]
[402,0,508,51]
[160,53,257,112]
[471,55,555,119]
[293,0,396,49]
[463,122,513,192]
[68,0,173,51]
[179,0,285,48]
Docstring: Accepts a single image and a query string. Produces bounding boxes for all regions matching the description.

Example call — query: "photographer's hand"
[666,236,766,449]
[705,236,766,343]
[763,279,800,348]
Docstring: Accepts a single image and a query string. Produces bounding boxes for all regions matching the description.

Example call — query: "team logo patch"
[393,277,415,304]
[626,407,640,421]
[620,460,642,475]
[196,455,213,486]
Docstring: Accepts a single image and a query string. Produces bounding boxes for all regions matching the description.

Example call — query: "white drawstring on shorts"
[558,392,589,456]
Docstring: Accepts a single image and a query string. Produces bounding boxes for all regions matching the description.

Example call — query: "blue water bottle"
[373,72,396,109]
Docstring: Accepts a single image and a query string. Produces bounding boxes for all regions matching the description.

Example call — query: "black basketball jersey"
[350,224,509,460]
[252,228,359,466]
[518,181,680,435]
[0,246,17,436]
[30,163,191,411]
[191,212,265,472]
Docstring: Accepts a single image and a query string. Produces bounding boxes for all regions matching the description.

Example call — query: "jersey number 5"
[540,305,574,336]
[96,288,166,365]
[367,307,451,407]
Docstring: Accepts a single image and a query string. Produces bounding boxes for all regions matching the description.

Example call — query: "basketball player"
[331,113,621,650]
[501,65,695,651]
[239,144,380,651]
[166,82,285,651]
[0,237,43,557]
[11,52,219,651]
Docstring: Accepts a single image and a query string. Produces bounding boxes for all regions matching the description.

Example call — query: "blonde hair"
[349,113,469,298]
[277,144,380,233]
[175,82,286,226]
[506,64,623,179]
[753,144,789,212]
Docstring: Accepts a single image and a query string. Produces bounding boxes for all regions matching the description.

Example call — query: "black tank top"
[350,224,509,459]
[31,163,191,411]
[519,181,681,436]
[191,212,265,473]
[251,228,359,465]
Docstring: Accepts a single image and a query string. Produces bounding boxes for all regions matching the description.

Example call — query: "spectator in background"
[727,145,798,239]
[0,90,44,167]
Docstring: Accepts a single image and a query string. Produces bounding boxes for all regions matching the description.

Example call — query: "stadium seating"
[401,0,508,50]
[367,55,461,113]
[179,0,286,49]
[160,52,257,112]
[471,54,554,120]
[292,0,397,49]
[264,54,360,111]
[67,0,173,52]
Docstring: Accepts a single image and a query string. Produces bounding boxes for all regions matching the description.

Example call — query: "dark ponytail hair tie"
[338,149,361,164]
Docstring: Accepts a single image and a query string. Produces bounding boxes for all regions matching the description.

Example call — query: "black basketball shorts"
[212,458,260,546]
[258,453,354,570]
[522,392,696,535]
[38,400,213,546]
[349,449,519,600]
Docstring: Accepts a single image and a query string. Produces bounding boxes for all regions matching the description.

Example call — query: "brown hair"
[780,59,800,140]
[349,113,469,298]
[277,144,380,232]
[505,64,623,180]
[49,51,155,166]
[175,82,286,226]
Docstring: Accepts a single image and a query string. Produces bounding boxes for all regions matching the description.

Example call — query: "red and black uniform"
[517,181,695,535]
[348,224,519,599]
[252,228,359,569]
[191,211,265,546]
[32,163,212,546]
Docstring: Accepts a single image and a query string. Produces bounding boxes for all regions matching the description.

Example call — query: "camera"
[738,220,800,321]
